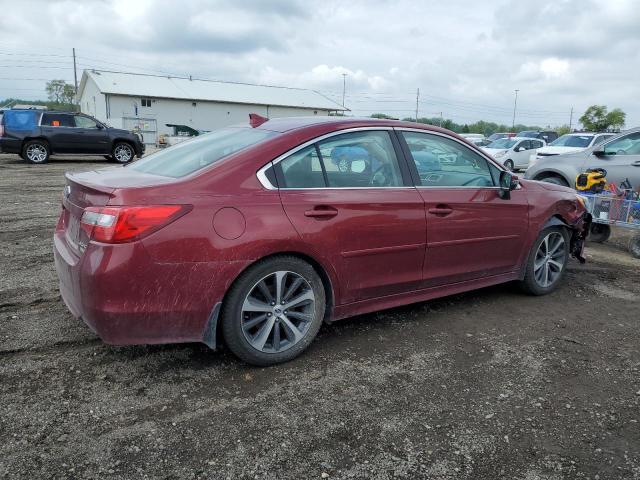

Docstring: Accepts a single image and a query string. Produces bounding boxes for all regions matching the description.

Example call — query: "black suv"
[0,109,145,164]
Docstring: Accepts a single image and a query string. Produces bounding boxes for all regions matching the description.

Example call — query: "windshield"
[488,133,508,141]
[549,134,593,147]
[487,139,517,149]
[517,131,538,138]
[129,127,278,178]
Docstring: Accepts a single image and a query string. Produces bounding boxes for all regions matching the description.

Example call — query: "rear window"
[129,127,278,178]
[42,113,75,127]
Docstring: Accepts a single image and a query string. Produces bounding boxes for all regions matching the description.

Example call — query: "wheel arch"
[202,250,336,350]
[532,169,572,186]
[22,136,51,150]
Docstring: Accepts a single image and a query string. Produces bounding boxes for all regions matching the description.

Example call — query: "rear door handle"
[428,206,453,216]
[632,161,640,167]
[304,207,338,218]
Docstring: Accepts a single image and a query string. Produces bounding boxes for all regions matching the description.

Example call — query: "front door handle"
[632,161,640,167]
[304,207,338,218]
[428,205,453,216]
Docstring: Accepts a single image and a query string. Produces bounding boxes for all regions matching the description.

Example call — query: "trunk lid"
[60,167,176,254]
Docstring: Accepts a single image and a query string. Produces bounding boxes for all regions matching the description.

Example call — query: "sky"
[0,0,638,127]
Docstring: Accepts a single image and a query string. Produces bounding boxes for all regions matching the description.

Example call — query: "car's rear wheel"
[519,226,570,295]
[504,159,514,171]
[539,175,569,187]
[22,140,50,164]
[112,142,134,163]
[589,224,611,243]
[221,256,326,366]
[629,235,640,259]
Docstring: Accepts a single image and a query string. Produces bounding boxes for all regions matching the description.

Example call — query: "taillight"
[80,205,189,243]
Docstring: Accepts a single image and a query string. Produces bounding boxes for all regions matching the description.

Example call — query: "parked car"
[530,132,614,166]
[525,127,640,188]
[459,133,487,146]
[158,123,209,148]
[482,137,545,171]
[54,116,588,366]
[517,130,559,144]
[487,132,516,142]
[0,109,145,164]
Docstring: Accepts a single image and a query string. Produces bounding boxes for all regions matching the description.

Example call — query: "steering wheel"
[461,176,489,187]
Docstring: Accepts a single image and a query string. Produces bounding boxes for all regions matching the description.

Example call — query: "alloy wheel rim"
[241,271,315,353]
[534,232,566,288]
[27,144,47,162]
[114,145,132,162]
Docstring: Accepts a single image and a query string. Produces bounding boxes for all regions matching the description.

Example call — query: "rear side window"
[276,130,404,188]
[42,113,74,127]
[2,110,38,130]
[129,127,278,178]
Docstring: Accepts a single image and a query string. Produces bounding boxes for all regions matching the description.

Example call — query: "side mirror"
[96,123,104,130]
[592,148,606,157]
[515,146,525,152]
[498,171,518,199]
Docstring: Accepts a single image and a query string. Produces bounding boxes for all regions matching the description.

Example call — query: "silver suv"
[525,127,640,188]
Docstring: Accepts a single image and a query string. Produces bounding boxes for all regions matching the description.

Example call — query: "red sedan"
[53,116,589,365]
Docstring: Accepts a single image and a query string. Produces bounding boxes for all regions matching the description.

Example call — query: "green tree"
[579,105,626,131]
[62,83,76,104]
[556,125,571,136]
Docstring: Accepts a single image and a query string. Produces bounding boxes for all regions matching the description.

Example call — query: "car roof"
[253,116,461,136]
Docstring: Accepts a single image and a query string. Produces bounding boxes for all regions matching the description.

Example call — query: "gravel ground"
[1,153,639,480]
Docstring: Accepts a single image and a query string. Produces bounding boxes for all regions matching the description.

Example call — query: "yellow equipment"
[576,168,607,193]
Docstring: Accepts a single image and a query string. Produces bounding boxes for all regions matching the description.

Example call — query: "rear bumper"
[0,137,21,154]
[53,232,229,346]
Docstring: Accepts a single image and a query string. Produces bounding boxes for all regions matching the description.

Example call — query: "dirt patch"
[1,154,639,479]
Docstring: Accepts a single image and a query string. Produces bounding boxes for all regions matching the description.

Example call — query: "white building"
[77,70,346,144]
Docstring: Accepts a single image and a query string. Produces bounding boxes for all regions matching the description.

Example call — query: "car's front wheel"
[538,175,569,187]
[519,226,570,295]
[504,159,514,171]
[22,140,50,164]
[221,256,326,366]
[112,142,134,163]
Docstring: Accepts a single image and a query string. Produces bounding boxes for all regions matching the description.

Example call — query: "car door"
[398,129,529,287]
[588,131,640,188]
[274,129,426,304]
[523,140,544,169]
[72,115,111,154]
[512,140,530,168]
[40,113,76,152]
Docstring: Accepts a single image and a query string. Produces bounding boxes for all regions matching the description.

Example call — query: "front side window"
[593,134,613,146]
[130,127,278,178]
[515,141,529,151]
[402,131,495,188]
[74,116,99,129]
[602,132,640,156]
[276,130,404,189]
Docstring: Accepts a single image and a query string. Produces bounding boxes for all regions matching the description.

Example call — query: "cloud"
[0,0,639,126]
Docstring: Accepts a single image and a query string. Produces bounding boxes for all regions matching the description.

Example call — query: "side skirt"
[331,271,520,322]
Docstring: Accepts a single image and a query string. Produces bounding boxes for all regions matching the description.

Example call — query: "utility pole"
[439,111,443,127]
[511,89,519,129]
[72,48,78,105]
[415,88,420,122]
[568,106,574,132]
[341,73,347,109]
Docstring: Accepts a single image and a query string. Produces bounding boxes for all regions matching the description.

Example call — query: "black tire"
[628,235,640,259]
[112,142,134,163]
[539,175,569,187]
[589,224,611,243]
[519,226,570,296]
[22,139,50,164]
[504,159,514,171]
[221,256,326,366]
